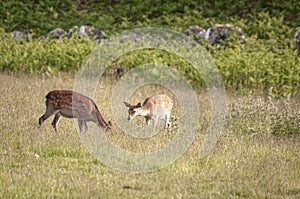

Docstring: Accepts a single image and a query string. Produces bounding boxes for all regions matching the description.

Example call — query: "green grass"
[0,73,299,198]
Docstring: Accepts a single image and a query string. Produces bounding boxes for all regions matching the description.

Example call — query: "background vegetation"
[1,0,300,97]
[1,0,300,35]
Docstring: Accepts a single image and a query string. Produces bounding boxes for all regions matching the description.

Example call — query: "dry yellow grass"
[0,73,299,198]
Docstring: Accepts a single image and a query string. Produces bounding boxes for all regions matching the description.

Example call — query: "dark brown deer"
[39,90,111,132]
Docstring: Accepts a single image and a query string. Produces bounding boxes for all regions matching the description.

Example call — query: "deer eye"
[129,110,135,114]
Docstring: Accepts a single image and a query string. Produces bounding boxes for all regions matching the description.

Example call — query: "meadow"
[0,73,299,198]
[1,0,300,198]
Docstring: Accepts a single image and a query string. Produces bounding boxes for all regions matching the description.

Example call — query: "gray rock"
[205,24,244,45]
[183,25,206,36]
[183,24,244,45]
[12,31,28,41]
[48,28,67,39]
[68,25,106,41]
[294,30,300,54]
[183,25,206,43]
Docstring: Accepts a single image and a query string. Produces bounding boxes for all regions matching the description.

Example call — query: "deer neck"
[96,111,108,128]
[136,107,150,117]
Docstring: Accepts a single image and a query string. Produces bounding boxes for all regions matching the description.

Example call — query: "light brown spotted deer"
[124,94,174,128]
[39,90,111,132]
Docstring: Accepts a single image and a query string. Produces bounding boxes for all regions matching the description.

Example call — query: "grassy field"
[0,73,299,198]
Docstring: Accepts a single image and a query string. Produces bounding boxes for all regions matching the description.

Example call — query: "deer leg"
[38,111,54,128]
[165,113,171,128]
[83,121,88,132]
[145,116,151,126]
[51,113,61,131]
[153,117,159,127]
[78,119,84,133]
[78,119,88,133]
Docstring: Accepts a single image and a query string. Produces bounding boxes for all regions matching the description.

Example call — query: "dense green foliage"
[0,0,300,97]
[1,0,300,35]
[0,33,93,75]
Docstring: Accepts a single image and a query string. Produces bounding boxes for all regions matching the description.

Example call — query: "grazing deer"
[39,90,111,132]
[124,94,174,128]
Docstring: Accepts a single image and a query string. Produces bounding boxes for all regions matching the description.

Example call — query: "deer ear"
[136,102,141,108]
[123,102,131,107]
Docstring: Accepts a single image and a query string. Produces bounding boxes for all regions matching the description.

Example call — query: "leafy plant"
[1,0,300,97]
[0,33,94,74]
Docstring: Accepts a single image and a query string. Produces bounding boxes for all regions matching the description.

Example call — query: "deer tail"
[43,96,47,104]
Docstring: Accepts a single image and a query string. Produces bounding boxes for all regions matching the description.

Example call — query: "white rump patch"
[43,97,47,104]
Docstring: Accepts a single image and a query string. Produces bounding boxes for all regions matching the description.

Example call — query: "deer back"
[142,94,173,112]
[45,90,95,119]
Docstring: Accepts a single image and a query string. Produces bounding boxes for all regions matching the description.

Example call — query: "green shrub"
[1,28,299,97]
[214,37,300,97]
[1,0,300,97]
[0,33,94,74]
[1,1,300,36]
